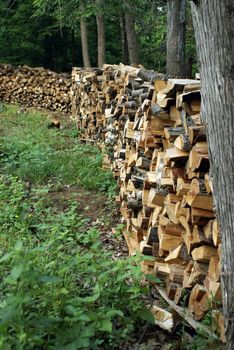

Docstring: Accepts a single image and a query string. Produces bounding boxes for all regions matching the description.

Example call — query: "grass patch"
[0,105,154,349]
[0,105,116,195]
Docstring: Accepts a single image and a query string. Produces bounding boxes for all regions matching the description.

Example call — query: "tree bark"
[119,15,128,64]
[191,1,234,347]
[124,12,140,65]
[166,0,186,77]
[96,0,105,68]
[71,29,76,67]
[80,17,91,68]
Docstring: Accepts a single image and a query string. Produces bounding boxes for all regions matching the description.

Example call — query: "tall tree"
[191,1,234,347]
[80,15,91,67]
[119,15,128,64]
[33,0,92,68]
[166,0,186,76]
[96,0,105,67]
[124,1,140,65]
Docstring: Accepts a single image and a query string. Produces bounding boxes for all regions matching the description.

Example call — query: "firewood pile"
[71,64,224,339]
[0,64,71,112]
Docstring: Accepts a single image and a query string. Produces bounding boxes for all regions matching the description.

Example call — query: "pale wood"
[191,246,217,263]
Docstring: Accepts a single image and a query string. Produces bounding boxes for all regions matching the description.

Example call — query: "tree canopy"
[0,0,196,73]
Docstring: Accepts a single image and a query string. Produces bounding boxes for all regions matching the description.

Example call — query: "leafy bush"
[0,175,151,349]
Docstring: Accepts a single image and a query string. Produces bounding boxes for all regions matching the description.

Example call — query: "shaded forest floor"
[0,105,219,349]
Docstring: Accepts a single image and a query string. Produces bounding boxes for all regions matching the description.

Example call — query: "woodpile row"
[0,64,71,112]
[71,63,223,339]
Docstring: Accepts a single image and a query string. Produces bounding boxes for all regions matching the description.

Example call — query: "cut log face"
[191,246,217,263]
[169,264,185,284]
[70,64,223,329]
[188,284,207,317]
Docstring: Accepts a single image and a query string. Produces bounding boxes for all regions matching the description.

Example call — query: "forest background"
[0,0,196,76]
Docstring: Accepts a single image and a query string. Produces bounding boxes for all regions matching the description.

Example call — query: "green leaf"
[82,283,100,303]
[105,309,124,318]
[0,252,13,263]
[145,274,162,284]
[141,255,156,261]
[139,308,155,324]
[38,275,62,283]
[30,246,47,252]
[99,320,112,332]
[82,292,100,304]
[15,240,23,251]
[82,324,96,338]
[34,316,62,327]
[0,306,17,325]
[7,264,24,282]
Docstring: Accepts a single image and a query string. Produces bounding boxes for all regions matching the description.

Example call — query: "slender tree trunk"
[96,0,105,68]
[124,12,140,65]
[191,1,234,347]
[119,15,128,64]
[71,29,76,67]
[80,17,91,68]
[166,0,186,76]
[43,35,53,70]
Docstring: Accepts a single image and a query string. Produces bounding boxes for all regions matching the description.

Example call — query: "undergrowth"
[0,105,116,195]
[0,105,153,349]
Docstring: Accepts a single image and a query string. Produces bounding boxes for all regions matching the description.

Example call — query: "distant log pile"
[71,63,224,340]
[0,64,71,112]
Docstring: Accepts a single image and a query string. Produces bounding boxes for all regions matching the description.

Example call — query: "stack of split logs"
[0,64,71,112]
[71,64,224,339]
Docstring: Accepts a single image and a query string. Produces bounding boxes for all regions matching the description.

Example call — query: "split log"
[70,64,223,334]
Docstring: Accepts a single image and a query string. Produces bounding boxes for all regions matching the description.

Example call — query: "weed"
[0,105,116,193]
[0,106,153,349]
[178,294,223,350]
[113,223,125,240]
[0,175,153,349]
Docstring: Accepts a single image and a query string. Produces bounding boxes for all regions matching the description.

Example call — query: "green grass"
[0,105,154,349]
[0,105,116,194]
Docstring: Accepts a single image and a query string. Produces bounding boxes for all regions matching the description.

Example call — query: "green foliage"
[178,294,223,350]
[0,105,116,195]
[0,0,197,72]
[0,176,150,349]
[0,0,82,71]
[137,2,167,71]
[181,327,222,350]
[0,106,152,349]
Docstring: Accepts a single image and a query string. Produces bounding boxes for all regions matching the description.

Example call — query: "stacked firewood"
[71,64,224,338]
[0,64,71,112]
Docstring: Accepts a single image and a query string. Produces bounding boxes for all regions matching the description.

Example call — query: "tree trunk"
[71,29,76,67]
[80,17,91,68]
[119,15,128,64]
[191,1,234,347]
[96,0,105,68]
[124,12,140,65]
[166,0,186,77]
